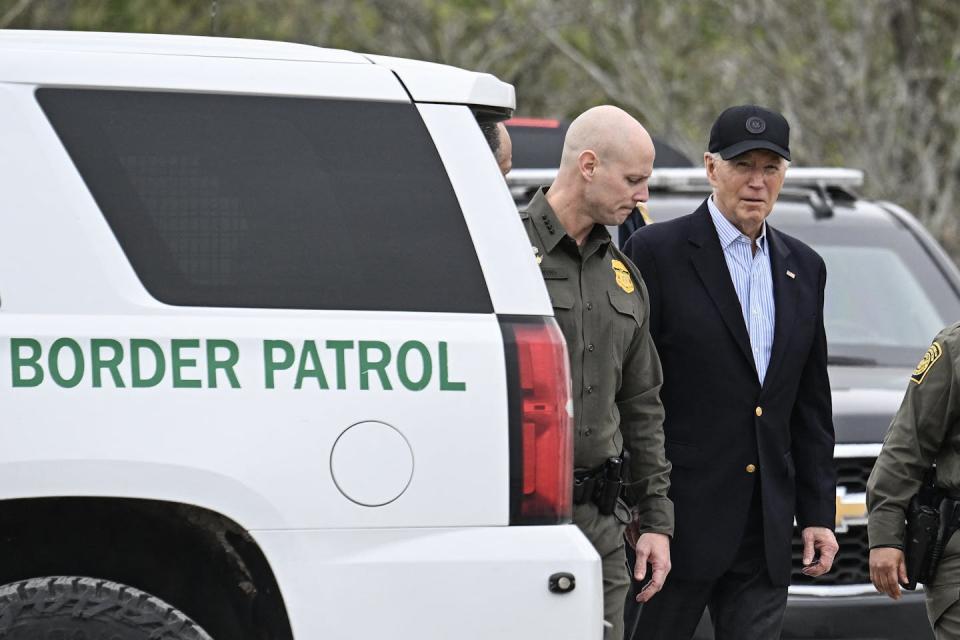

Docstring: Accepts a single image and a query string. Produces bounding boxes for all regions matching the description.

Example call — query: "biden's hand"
[800,526,838,577]
[634,532,671,603]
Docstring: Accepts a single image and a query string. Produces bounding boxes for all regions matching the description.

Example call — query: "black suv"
[508,156,960,638]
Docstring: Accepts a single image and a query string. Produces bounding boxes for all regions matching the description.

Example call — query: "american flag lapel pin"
[786,270,796,279]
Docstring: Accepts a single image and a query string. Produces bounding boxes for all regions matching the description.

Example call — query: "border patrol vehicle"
[0,31,602,640]
[511,165,960,639]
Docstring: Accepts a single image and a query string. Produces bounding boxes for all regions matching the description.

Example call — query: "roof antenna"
[210,0,219,36]
[809,180,835,219]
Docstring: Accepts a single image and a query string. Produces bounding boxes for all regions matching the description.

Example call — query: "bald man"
[519,105,673,638]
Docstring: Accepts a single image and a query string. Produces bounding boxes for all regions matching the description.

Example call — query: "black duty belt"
[573,457,623,515]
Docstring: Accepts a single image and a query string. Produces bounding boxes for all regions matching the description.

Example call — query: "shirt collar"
[707,196,767,254]
[525,188,611,255]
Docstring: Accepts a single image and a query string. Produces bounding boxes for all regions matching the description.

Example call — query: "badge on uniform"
[532,246,542,265]
[912,342,943,385]
[611,259,634,293]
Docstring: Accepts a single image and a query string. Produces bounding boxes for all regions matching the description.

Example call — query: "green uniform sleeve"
[617,267,674,536]
[867,333,959,548]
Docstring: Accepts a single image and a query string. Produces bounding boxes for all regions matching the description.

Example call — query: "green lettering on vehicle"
[11,338,43,387]
[207,339,241,389]
[295,341,329,390]
[397,340,432,391]
[326,340,355,390]
[130,339,165,388]
[359,341,393,391]
[264,340,295,389]
[171,339,202,389]
[49,337,84,388]
[439,341,466,391]
[91,339,125,388]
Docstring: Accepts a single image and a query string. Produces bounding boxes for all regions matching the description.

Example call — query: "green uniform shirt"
[868,322,960,550]
[522,189,674,536]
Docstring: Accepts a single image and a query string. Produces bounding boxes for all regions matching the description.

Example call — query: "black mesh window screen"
[37,89,491,313]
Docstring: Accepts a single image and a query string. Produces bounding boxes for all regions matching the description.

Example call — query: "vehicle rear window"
[37,89,491,313]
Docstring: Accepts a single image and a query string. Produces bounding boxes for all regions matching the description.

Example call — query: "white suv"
[0,30,601,640]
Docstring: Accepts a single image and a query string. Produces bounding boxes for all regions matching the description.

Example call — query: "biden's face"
[706,149,786,238]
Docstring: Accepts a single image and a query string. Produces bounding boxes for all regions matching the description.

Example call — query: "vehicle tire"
[0,576,213,639]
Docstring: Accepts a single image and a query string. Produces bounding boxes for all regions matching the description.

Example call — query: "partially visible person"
[521,105,673,640]
[495,121,512,175]
[480,120,512,175]
[623,105,837,640]
[618,201,651,250]
[868,322,960,639]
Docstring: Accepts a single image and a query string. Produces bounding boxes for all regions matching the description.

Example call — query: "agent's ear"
[578,149,599,180]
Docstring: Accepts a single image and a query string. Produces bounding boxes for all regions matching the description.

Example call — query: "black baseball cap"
[708,105,790,161]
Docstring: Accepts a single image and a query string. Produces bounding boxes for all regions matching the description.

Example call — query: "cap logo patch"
[611,259,635,293]
[912,342,943,384]
[746,117,766,134]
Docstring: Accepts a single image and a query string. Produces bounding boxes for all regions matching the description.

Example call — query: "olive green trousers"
[574,501,630,640]
[926,542,960,639]
[927,582,960,640]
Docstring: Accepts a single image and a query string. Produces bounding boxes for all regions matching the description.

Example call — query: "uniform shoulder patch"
[611,259,635,293]
[912,342,943,384]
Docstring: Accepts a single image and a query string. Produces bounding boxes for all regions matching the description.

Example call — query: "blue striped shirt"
[707,197,776,384]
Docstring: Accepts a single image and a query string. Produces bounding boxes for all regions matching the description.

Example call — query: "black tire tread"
[0,576,213,639]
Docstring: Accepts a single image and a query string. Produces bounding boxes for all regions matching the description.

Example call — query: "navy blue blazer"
[623,199,835,586]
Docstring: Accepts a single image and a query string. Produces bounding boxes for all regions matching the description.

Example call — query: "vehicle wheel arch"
[0,496,293,640]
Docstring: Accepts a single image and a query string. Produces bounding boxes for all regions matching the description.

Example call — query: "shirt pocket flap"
[607,290,641,328]
[547,286,575,310]
[540,268,568,280]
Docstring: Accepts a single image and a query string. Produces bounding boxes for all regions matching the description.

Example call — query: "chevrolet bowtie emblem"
[835,487,868,533]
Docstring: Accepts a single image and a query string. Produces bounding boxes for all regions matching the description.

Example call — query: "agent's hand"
[870,547,908,600]
[633,532,671,603]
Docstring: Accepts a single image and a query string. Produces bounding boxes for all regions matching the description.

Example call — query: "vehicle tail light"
[499,316,573,524]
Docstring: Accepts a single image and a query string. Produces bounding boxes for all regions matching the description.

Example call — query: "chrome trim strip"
[789,584,885,597]
[834,443,882,458]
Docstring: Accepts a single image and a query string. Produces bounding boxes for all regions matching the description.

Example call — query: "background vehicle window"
[816,246,944,350]
[778,222,960,367]
[37,89,492,313]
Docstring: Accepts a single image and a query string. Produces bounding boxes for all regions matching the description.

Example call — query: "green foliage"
[6,0,960,256]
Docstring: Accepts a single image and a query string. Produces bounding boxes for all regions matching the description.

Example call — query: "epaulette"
[934,323,960,353]
[944,321,960,338]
